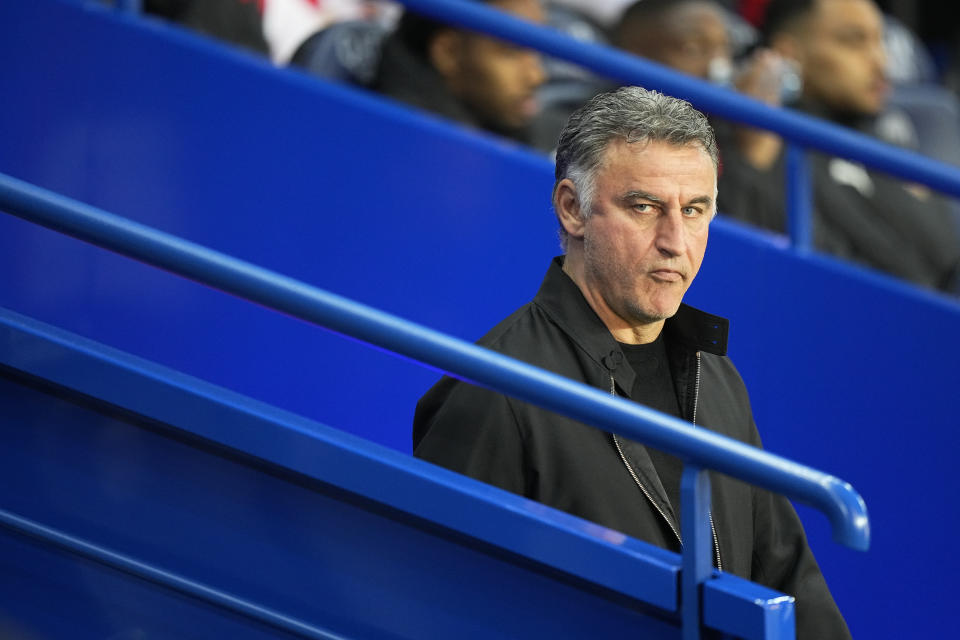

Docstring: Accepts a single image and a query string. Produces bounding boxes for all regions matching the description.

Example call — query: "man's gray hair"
[553,87,718,247]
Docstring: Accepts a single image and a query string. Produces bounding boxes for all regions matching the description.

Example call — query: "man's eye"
[682,207,701,217]
[834,30,867,46]
[633,203,651,212]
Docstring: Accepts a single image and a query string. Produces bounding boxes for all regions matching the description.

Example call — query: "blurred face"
[565,139,716,340]
[619,1,732,80]
[437,0,546,132]
[657,2,732,80]
[793,0,888,115]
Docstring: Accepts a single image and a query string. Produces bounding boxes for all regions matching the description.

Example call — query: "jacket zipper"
[609,374,682,547]
[612,432,683,546]
[611,352,723,571]
[693,351,724,572]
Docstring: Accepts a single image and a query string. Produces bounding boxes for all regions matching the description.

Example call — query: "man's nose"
[655,211,685,257]
[524,52,546,89]
[869,38,887,74]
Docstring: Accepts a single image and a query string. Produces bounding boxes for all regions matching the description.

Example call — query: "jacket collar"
[533,257,729,388]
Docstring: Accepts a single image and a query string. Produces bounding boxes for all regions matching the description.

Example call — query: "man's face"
[793,0,888,115]
[439,0,546,132]
[618,2,732,81]
[655,2,732,80]
[579,139,715,331]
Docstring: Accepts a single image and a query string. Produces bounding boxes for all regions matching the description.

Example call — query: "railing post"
[681,464,713,640]
[785,143,813,253]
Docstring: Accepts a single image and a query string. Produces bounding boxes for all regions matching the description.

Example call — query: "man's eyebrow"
[622,191,714,208]
[621,190,663,203]
[686,195,714,208]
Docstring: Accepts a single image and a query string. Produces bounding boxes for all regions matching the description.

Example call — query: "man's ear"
[429,29,463,82]
[554,179,586,239]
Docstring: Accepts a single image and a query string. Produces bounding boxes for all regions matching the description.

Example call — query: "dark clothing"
[414,257,850,639]
[370,31,535,146]
[620,336,684,523]
[716,105,960,292]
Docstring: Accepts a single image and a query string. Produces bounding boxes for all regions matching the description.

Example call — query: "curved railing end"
[824,477,870,551]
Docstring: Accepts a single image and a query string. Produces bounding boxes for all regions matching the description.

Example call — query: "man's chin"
[631,302,682,325]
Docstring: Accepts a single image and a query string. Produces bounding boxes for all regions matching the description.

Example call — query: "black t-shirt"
[619,334,685,525]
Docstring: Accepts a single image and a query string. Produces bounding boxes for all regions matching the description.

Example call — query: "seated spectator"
[614,0,739,84]
[262,0,399,65]
[369,0,547,147]
[145,0,269,55]
[613,0,791,171]
[717,0,960,293]
[536,0,759,153]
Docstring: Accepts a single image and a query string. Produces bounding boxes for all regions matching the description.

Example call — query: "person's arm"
[731,49,788,171]
[413,376,530,497]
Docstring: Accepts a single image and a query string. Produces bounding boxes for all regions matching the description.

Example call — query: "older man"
[414,87,849,638]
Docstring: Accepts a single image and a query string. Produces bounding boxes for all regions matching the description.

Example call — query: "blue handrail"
[391,0,960,199]
[0,170,869,553]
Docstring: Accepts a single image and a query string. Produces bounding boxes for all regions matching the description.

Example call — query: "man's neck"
[561,253,665,345]
[612,322,665,345]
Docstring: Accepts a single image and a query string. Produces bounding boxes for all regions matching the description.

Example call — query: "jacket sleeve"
[412,376,530,497]
[751,480,852,639]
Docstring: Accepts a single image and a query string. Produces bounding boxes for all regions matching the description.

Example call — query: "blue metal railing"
[0,171,866,636]
[0,507,341,640]
[375,0,960,251]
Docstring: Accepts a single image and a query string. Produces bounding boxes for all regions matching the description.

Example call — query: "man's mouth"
[649,269,684,282]
[869,77,890,100]
[518,95,539,119]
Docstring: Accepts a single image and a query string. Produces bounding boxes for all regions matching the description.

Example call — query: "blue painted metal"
[704,577,795,640]
[0,305,680,614]
[4,2,960,637]
[0,304,792,639]
[393,0,960,199]
[785,144,813,251]
[681,466,713,640]
[0,0,562,456]
[0,170,869,554]
[0,508,345,640]
[115,0,142,12]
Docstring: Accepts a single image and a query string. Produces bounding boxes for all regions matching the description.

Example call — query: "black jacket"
[414,258,850,638]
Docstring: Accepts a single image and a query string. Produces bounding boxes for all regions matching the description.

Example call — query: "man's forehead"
[598,138,717,172]
[810,0,881,26]
[596,139,717,200]
[666,1,728,30]
[489,0,544,23]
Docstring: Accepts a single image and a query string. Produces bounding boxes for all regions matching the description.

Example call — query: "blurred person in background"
[145,0,269,54]
[262,0,399,64]
[145,0,400,64]
[370,0,548,146]
[613,0,789,173]
[535,0,764,152]
[717,0,960,293]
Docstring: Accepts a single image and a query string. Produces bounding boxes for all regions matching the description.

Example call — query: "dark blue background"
[1,1,958,637]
